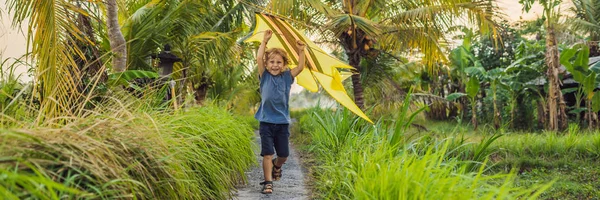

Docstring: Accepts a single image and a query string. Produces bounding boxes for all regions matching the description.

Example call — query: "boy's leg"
[274,157,287,167]
[272,123,290,180]
[263,154,274,181]
[259,122,276,182]
[273,123,290,163]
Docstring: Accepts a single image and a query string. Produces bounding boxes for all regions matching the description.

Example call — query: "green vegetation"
[292,108,600,199]
[2,0,600,199]
[0,100,255,199]
[293,106,552,199]
[489,128,600,199]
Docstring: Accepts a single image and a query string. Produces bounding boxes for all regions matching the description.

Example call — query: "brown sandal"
[272,158,282,181]
[260,181,273,194]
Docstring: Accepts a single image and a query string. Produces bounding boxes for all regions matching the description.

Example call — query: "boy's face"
[266,54,285,76]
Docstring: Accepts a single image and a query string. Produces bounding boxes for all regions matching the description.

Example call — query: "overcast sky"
[0,0,557,79]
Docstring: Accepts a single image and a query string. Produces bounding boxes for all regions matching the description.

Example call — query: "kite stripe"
[258,14,298,64]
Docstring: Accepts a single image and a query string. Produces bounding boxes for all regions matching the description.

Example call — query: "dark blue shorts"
[259,122,290,157]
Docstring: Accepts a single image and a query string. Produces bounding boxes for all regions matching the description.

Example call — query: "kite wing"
[245,13,373,124]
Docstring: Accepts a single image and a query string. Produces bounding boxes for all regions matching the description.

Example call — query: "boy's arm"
[291,40,306,77]
[257,30,273,79]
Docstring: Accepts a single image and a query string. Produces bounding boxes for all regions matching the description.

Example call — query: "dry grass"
[0,99,256,199]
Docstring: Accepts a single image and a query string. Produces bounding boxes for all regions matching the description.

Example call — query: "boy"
[255,29,306,194]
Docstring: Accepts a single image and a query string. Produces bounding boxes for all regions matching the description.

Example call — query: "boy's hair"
[264,48,290,67]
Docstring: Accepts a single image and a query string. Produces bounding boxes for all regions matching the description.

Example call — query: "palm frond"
[386,1,497,34]
[355,0,387,17]
[326,14,382,37]
[304,0,340,17]
[187,31,242,76]
[7,0,89,122]
[570,18,600,34]
[569,0,600,40]
[377,24,446,68]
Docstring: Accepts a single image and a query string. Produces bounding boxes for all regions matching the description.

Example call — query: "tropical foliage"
[2,0,600,199]
[259,0,499,108]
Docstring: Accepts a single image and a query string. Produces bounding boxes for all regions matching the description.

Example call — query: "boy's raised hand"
[263,30,273,43]
[296,40,306,52]
[291,39,307,77]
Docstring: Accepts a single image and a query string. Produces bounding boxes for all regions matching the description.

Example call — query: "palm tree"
[106,0,127,72]
[262,0,498,108]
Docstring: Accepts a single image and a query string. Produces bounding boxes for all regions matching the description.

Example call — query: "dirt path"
[234,130,309,200]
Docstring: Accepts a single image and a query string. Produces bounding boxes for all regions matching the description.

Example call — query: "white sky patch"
[1,0,31,81]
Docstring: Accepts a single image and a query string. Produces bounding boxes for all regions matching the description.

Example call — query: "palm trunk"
[106,0,127,72]
[349,56,364,109]
[545,25,567,131]
[340,27,369,109]
[77,8,107,82]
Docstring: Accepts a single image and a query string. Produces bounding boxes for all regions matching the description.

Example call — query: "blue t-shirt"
[255,70,294,124]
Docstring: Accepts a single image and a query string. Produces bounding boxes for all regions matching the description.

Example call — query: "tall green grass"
[487,129,600,172]
[0,161,84,199]
[0,97,255,199]
[296,104,552,199]
[491,131,600,159]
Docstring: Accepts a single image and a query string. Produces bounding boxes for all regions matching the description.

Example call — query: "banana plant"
[446,31,487,130]
[447,65,484,130]
[522,0,569,131]
[503,47,546,129]
[447,28,479,119]
[466,76,481,130]
[560,44,600,128]
[486,68,505,130]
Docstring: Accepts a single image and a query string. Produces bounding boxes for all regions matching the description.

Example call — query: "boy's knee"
[276,157,288,162]
[276,152,290,157]
[263,154,274,158]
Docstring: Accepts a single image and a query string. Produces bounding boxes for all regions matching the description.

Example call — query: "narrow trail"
[234,130,309,200]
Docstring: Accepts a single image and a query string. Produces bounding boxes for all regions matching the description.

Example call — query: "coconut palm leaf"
[7,0,89,121]
[326,14,382,37]
[570,0,600,40]
[188,31,242,71]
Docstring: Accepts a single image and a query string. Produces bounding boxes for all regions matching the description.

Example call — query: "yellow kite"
[244,13,373,124]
